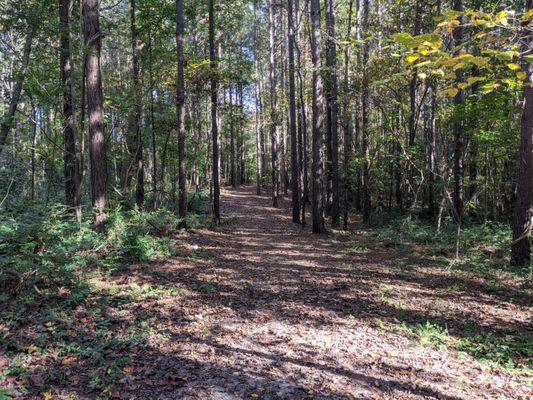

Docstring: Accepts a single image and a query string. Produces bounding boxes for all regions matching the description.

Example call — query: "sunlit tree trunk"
[83,0,109,231]
[342,0,353,229]
[288,0,300,223]
[361,0,371,223]
[209,0,221,224]
[310,0,326,233]
[269,0,280,207]
[511,1,533,266]
[130,0,144,208]
[176,0,187,224]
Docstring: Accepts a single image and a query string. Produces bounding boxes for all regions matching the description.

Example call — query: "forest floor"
[1,185,532,399]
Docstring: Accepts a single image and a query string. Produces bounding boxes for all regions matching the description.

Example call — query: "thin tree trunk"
[342,0,353,229]
[511,1,533,266]
[288,0,300,223]
[230,86,236,187]
[176,0,187,224]
[253,0,262,195]
[59,0,81,220]
[83,0,109,231]
[0,22,34,151]
[269,0,280,207]
[209,0,221,224]
[130,0,144,208]
[325,0,340,227]
[148,33,157,208]
[310,0,326,233]
[295,0,308,226]
[239,81,245,184]
[30,104,37,201]
[361,0,371,223]
[452,0,464,228]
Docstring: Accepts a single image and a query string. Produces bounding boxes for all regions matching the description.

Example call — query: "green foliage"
[0,205,195,298]
[457,329,533,373]
[415,321,450,350]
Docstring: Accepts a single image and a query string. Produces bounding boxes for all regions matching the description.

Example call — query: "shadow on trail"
[2,185,530,399]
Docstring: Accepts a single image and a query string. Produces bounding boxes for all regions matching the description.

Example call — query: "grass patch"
[400,320,532,375]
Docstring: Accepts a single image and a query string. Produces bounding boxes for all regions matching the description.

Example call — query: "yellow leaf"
[406,54,419,63]
[458,82,469,90]
[507,63,520,71]
[516,71,527,81]
[443,87,459,97]
[444,71,457,80]
[467,77,484,86]
[522,10,533,23]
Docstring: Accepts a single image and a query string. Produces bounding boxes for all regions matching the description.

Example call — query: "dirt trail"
[111,185,529,400]
[14,186,529,399]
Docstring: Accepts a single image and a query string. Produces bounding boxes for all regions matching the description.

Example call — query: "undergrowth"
[0,203,201,299]
[401,321,533,377]
[364,216,532,283]
[355,216,532,376]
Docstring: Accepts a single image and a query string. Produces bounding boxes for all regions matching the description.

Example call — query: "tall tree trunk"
[130,0,144,208]
[0,22,34,151]
[269,0,280,207]
[452,0,464,226]
[253,1,262,195]
[342,0,353,229]
[209,0,221,224]
[295,0,308,226]
[361,0,371,223]
[310,0,326,233]
[325,0,340,227]
[239,81,245,184]
[230,86,236,187]
[30,104,37,201]
[288,0,300,223]
[407,1,422,210]
[511,2,533,266]
[176,0,187,224]
[83,0,109,232]
[59,0,81,220]
[427,84,437,218]
[148,33,157,208]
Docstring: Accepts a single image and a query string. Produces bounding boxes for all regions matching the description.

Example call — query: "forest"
[0,0,531,399]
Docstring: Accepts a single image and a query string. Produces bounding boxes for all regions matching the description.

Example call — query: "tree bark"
[288,0,300,223]
[269,0,280,207]
[209,0,221,224]
[148,33,157,208]
[230,86,236,187]
[452,0,464,226]
[0,21,34,151]
[325,0,340,227]
[59,0,81,220]
[511,2,533,266]
[310,0,326,233]
[130,0,144,208]
[176,0,187,223]
[342,0,354,229]
[83,0,109,231]
[253,0,262,195]
[361,0,371,223]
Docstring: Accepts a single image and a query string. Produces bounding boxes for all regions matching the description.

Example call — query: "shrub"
[0,204,194,298]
